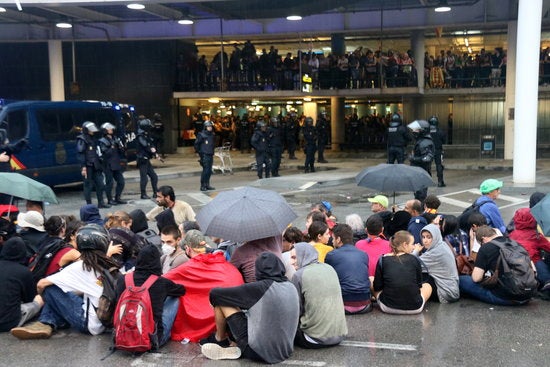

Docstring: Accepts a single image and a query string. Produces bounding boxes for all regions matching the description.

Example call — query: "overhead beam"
[35,5,120,22]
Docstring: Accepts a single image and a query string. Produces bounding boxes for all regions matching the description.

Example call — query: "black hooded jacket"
[0,237,37,331]
[116,245,185,345]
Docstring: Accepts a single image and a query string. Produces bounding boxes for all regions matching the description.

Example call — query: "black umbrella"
[355,163,435,203]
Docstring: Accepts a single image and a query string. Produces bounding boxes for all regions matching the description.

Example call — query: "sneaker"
[199,333,230,347]
[201,343,241,360]
[541,281,550,292]
[11,321,52,340]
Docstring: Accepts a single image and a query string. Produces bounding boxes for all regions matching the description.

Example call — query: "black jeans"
[200,154,213,187]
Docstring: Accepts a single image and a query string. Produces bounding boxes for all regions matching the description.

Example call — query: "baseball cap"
[368,195,389,209]
[480,179,503,194]
[17,211,45,232]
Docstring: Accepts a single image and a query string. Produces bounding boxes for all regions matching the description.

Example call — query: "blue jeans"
[160,296,179,346]
[459,275,527,306]
[39,285,89,333]
[535,260,550,284]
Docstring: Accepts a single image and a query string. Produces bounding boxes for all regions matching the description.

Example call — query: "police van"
[0,100,138,187]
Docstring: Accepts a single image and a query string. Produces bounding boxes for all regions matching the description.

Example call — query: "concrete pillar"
[331,34,345,56]
[411,31,425,92]
[513,0,542,185]
[331,97,345,150]
[48,40,65,101]
[504,21,517,160]
[303,102,318,120]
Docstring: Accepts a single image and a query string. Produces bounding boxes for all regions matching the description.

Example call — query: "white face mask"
[161,244,175,256]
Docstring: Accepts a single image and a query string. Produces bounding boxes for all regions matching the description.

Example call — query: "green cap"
[480,179,503,194]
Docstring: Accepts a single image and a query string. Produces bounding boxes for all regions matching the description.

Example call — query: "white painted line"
[187,193,212,205]
[299,181,318,190]
[499,200,529,209]
[340,340,417,351]
[282,360,327,366]
[439,196,474,209]
[495,194,527,203]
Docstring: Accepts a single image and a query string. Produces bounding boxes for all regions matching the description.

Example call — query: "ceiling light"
[178,19,194,25]
[304,97,312,102]
[464,38,469,47]
[0,7,6,12]
[208,98,220,104]
[56,22,72,29]
[127,3,145,10]
[434,0,451,12]
[286,15,302,21]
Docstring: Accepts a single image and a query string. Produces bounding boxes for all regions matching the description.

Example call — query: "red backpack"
[113,273,158,353]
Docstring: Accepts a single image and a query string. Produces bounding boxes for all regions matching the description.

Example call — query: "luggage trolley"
[213,142,234,175]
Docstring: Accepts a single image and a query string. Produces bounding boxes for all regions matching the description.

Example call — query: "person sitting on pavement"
[475,179,507,234]
[200,252,299,363]
[0,237,43,333]
[506,191,545,233]
[160,225,188,274]
[104,210,141,271]
[459,225,531,306]
[129,209,161,248]
[290,242,348,349]
[508,208,550,293]
[325,223,372,315]
[146,185,196,227]
[373,231,432,315]
[356,215,391,282]
[467,212,502,261]
[346,213,367,243]
[79,204,103,226]
[164,230,244,343]
[441,214,470,257]
[25,200,44,215]
[422,194,441,224]
[367,195,392,230]
[230,235,282,283]
[17,210,47,261]
[405,199,428,246]
[412,223,460,303]
[307,220,333,263]
[154,207,177,233]
[384,210,411,238]
[117,244,186,350]
[10,224,121,339]
[281,226,305,280]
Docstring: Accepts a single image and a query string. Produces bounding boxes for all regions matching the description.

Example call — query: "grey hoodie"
[419,223,460,303]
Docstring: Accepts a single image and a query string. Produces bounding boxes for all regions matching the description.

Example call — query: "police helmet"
[407,120,431,135]
[82,121,99,134]
[203,120,213,128]
[256,120,266,128]
[428,116,439,126]
[305,117,314,125]
[100,122,115,134]
[270,116,279,125]
[153,113,162,121]
[138,118,153,131]
[391,113,402,123]
[76,223,110,252]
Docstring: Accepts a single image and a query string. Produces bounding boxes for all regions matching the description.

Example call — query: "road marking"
[187,193,212,205]
[282,360,327,366]
[299,181,318,190]
[340,340,417,351]
[439,196,473,209]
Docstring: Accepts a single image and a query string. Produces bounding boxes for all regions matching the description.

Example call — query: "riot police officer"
[194,120,216,191]
[268,116,283,177]
[237,114,251,153]
[316,111,329,163]
[99,122,126,205]
[285,112,299,159]
[407,119,434,203]
[251,118,271,179]
[136,118,159,199]
[387,113,412,164]
[76,121,110,208]
[151,113,165,158]
[348,113,362,151]
[302,117,317,173]
[429,115,446,187]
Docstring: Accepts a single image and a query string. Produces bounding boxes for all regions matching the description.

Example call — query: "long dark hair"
[80,250,120,274]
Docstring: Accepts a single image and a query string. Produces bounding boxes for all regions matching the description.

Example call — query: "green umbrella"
[0,172,59,204]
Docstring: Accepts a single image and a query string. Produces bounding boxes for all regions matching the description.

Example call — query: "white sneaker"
[201,343,242,360]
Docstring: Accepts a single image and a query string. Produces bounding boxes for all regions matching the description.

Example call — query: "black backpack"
[491,237,538,300]
[458,201,488,232]
[96,266,124,328]
[28,238,69,283]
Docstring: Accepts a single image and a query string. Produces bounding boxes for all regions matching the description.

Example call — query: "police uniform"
[76,121,109,207]
[429,116,446,187]
[387,114,411,164]
[302,117,317,173]
[136,119,159,199]
[285,114,299,159]
[251,120,271,179]
[316,113,329,163]
[268,117,283,177]
[408,120,435,203]
[194,121,216,191]
[99,123,126,205]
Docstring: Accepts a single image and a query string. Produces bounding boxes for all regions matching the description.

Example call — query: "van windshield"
[4,109,27,141]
